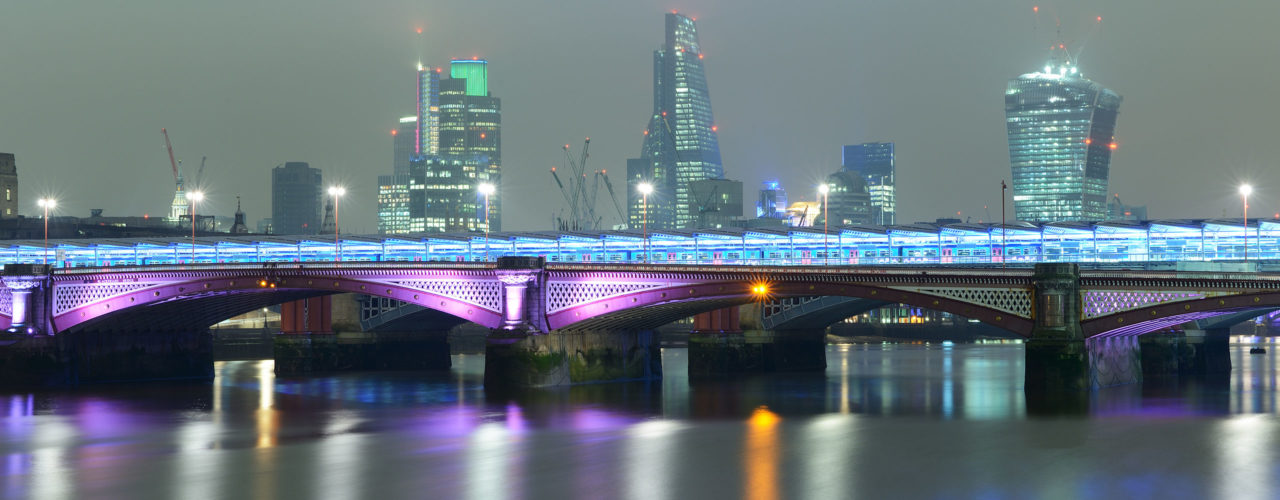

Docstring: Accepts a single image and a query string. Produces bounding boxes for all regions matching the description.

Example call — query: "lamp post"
[1240,184,1253,262]
[37,198,56,265]
[638,182,653,263]
[185,191,204,263]
[1000,180,1007,269]
[818,183,830,266]
[328,186,345,262]
[478,183,495,261]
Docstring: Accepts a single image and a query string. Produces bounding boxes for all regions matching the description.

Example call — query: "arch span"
[546,278,1034,336]
[1083,292,1280,338]
[49,266,505,333]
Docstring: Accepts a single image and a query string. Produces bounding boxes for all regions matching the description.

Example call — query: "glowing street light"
[185,191,204,263]
[37,198,56,265]
[328,186,346,262]
[1240,183,1253,262]
[818,183,830,266]
[478,183,495,261]
[638,182,653,263]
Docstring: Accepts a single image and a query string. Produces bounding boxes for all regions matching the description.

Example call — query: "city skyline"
[3,1,1279,232]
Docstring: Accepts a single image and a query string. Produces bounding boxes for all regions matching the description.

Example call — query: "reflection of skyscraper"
[628,13,723,229]
[1005,51,1121,222]
[842,142,895,225]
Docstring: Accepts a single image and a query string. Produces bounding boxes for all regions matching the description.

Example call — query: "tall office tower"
[0,153,16,218]
[628,13,723,230]
[406,155,491,233]
[271,162,322,235]
[431,59,501,232]
[377,173,412,234]
[393,116,417,175]
[1005,50,1121,222]
[417,65,441,156]
[822,170,874,226]
[842,142,895,225]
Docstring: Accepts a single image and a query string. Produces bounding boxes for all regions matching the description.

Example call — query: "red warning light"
[551,166,556,172]
[698,53,704,59]
[1108,142,1118,150]
[1084,138,1092,145]
[643,130,649,135]
[480,133,486,139]
[1097,16,1102,22]
[661,111,667,117]
[711,125,718,132]
[391,129,397,136]
[1059,44,1065,49]
[435,67,442,73]
[1033,6,1038,13]
[416,28,423,34]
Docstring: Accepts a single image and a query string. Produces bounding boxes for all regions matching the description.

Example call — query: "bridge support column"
[3,264,52,334]
[495,256,546,332]
[484,329,661,388]
[1181,328,1232,375]
[275,295,450,374]
[1025,263,1142,392]
[688,329,827,378]
[1139,331,1195,377]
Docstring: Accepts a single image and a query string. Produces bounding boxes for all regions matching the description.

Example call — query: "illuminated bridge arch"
[542,266,1037,335]
[48,264,505,333]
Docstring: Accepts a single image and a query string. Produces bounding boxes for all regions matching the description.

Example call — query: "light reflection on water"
[0,343,1277,498]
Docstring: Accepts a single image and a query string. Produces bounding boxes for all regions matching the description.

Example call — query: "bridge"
[3,219,1280,268]
[1,254,1275,391]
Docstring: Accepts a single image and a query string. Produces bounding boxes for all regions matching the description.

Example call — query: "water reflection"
[0,343,1279,498]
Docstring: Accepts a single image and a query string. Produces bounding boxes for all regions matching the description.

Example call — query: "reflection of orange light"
[746,406,779,500]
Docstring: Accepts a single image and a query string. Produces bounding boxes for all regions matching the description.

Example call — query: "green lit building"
[1005,52,1121,222]
[628,13,723,230]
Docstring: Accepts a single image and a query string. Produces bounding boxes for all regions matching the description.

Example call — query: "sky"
[3,0,1280,233]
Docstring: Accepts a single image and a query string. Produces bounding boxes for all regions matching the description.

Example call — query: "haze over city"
[3,0,1278,231]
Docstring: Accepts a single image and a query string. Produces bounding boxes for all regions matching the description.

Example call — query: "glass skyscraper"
[1005,54,1121,222]
[381,59,500,235]
[841,142,896,225]
[628,13,723,230]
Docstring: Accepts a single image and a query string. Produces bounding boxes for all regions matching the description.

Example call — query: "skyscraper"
[628,13,723,230]
[271,162,322,235]
[380,59,501,234]
[1005,51,1121,222]
[842,142,895,225]
[393,116,417,175]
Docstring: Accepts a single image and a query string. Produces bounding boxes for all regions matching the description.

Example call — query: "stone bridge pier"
[1025,263,1144,393]
[686,305,827,378]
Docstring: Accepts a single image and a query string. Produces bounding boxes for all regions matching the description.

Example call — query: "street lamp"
[37,198,56,265]
[638,182,653,263]
[818,183,830,266]
[328,186,346,262]
[478,183,495,261]
[1240,184,1253,262]
[185,191,204,263]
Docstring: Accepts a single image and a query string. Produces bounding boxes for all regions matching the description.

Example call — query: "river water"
[2,341,1279,499]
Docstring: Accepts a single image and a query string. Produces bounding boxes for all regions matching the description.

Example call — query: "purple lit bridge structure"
[0,259,1275,390]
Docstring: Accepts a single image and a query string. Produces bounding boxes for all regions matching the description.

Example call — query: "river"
[2,341,1278,499]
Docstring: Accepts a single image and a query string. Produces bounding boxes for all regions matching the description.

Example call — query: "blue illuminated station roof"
[1,219,1277,266]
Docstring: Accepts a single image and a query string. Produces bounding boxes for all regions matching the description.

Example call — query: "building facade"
[393,116,417,176]
[686,178,743,229]
[0,153,16,218]
[1005,53,1121,222]
[628,13,723,230]
[271,162,322,235]
[822,170,874,226]
[841,142,895,225]
[417,65,441,157]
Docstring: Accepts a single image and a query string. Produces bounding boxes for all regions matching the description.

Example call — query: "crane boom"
[600,172,627,225]
[161,128,180,186]
[196,156,207,186]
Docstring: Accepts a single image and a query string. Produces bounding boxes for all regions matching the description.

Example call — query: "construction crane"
[599,169,627,227]
[162,128,181,189]
[549,138,610,231]
[195,156,207,187]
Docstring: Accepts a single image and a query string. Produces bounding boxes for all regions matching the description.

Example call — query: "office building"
[821,170,874,226]
[1005,50,1121,222]
[0,153,16,218]
[271,162,322,235]
[686,178,743,229]
[756,180,788,219]
[628,13,723,229]
[393,116,417,175]
[842,142,895,225]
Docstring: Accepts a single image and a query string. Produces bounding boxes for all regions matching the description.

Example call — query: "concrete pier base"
[1182,328,1232,375]
[483,330,661,388]
[274,332,450,375]
[1025,336,1142,392]
[0,328,213,387]
[687,329,826,378]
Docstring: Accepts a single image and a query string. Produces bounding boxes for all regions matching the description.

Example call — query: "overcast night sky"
[3,0,1279,232]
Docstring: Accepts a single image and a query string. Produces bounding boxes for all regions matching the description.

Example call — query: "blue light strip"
[2,220,1278,268]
